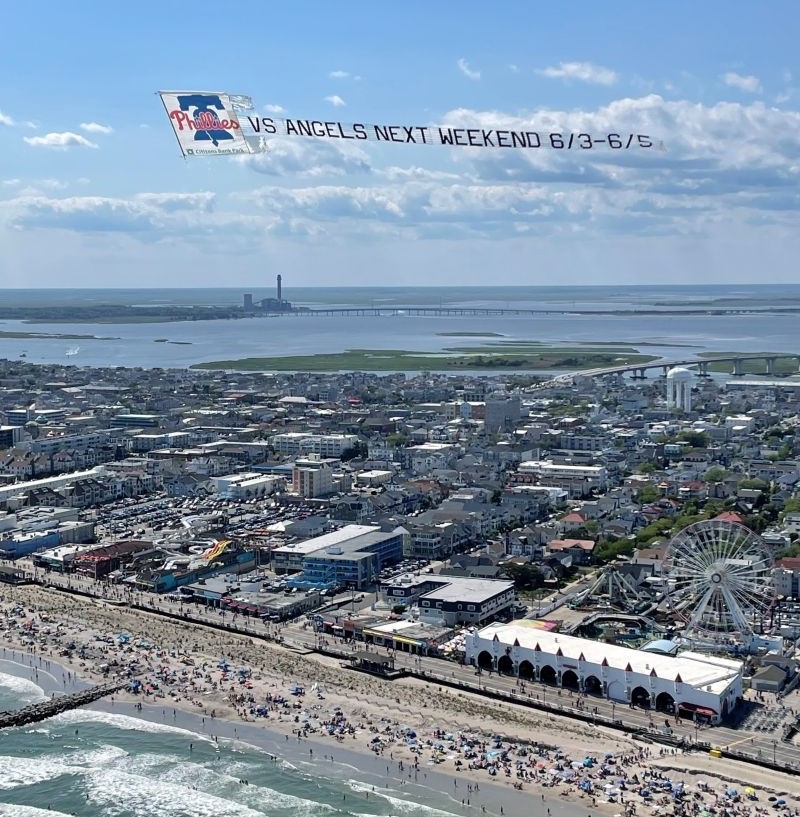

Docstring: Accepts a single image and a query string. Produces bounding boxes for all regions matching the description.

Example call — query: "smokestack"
[277,274,282,302]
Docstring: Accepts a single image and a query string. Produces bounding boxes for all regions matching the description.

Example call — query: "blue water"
[0,285,798,369]
[0,669,466,817]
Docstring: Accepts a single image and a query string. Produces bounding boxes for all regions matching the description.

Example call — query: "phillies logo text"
[169,94,240,147]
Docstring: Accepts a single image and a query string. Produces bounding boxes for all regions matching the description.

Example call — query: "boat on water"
[65,346,80,357]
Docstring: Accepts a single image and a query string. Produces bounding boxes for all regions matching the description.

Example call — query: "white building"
[212,473,282,500]
[271,432,358,458]
[292,455,334,498]
[465,622,743,724]
[407,442,459,475]
[518,460,608,496]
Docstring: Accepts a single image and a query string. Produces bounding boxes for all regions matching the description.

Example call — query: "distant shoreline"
[191,345,657,373]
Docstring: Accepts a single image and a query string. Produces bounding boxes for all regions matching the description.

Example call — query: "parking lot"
[92,493,317,542]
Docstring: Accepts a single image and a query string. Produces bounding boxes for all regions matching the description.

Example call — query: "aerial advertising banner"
[159,90,661,158]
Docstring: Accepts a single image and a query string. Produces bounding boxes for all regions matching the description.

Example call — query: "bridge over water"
[528,353,800,392]
[578,353,800,379]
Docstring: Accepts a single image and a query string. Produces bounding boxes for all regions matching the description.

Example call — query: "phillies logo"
[169,94,240,147]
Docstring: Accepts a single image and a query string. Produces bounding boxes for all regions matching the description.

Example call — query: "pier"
[0,680,126,729]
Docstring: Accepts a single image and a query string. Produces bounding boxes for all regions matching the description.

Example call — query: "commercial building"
[382,574,515,626]
[292,455,334,498]
[273,524,405,589]
[402,521,464,560]
[213,473,283,500]
[272,524,380,574]
[299,527,405,589]
[113,414,163,428]
[73,540,155,579]
[518,460,608,497]
[272,433,359,458]
[465,623,743,723]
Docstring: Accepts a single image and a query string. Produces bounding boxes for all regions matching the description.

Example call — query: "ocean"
[0,284,798,369]
[0,663,476,817]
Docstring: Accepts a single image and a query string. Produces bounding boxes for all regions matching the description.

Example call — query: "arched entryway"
[655,691,675,713]
[497,654,513,675]
[561,669,579,690]
[477,650,494,670]
[518,660,534,680]
[539,665,557,685]
[584,675,602,695]
[631,686,651,708]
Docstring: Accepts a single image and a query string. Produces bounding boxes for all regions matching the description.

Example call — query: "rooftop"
[421,576,514,603]
[475,622,742,693]
[272,524,380,556]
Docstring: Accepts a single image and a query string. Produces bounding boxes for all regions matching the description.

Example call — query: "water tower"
[666,366,694,412]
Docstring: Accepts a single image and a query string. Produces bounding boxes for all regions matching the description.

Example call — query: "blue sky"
[1,1,799,287]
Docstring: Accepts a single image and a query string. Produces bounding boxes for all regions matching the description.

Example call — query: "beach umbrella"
[726,789,738,798]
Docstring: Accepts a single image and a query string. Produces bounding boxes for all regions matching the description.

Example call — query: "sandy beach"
[1,584,799,817]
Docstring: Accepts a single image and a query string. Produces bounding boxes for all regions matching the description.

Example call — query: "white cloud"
[329,70,361,82]
[6,191,221,236]
[457,58,481,81]
[722,72,762,93]
[23,132,98,150]
[237,137,371,179]
[537,61,618,85]
[0,110,16,127]
[264,104,285,114]
[134,192,216,213]
[5,94,800,269]
[508,64,519,74]
[324,95,346,107]
[80,122,113,135]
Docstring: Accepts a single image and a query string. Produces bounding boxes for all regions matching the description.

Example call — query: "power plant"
[242,275,292,313]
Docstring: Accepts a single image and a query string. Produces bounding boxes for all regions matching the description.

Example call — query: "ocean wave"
[50,708,214,741]
[83,767,269,817]
[91,750,338,817]
[0,670,46,702]
[0,804,75,817]
[347,779,461,816]
[0,745,127,790]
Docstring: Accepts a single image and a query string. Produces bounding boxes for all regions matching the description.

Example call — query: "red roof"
[715,511,745,524]
[562,512,585,523]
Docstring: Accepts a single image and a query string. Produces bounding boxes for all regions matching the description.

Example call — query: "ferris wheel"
[662,519,774,641]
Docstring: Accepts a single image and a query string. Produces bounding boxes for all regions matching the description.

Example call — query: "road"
[17,567,800,772]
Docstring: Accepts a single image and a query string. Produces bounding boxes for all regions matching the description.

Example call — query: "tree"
[637,485,660,503]
[386,432,407,449]
[739,478,769,491]
[502,563,544,591]
[340,441,368,462]
[704,467,729,483]
[677,430,710,449]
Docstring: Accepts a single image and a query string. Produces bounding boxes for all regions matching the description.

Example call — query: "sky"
[1,1,799,288]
